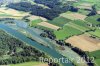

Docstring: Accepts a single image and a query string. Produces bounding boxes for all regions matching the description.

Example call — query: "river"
[0,24,74,66]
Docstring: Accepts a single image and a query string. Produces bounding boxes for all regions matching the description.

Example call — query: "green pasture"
[30,19,43,26]
[54,25,82,40]
[89,29,100,37]
[85,15,100,25]
[48,17,71,27]
[10,61,44,66]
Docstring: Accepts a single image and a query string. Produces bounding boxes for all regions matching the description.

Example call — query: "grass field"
[54,25,82,39]
[88,50,100,58]
[85,15,100,25]
[73,0,100,10]
[10,62,48,66]
[78,9,90,15]
[72,20,88,27]
[87,50,100,66]
[83,0,100,10]
[48,17,71,27]
[30,19,43,26]
[89,29,100,37]
[67,20,91,32]
[95,59,100,66]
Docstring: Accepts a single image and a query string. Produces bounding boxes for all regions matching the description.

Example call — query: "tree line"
[6,1,77,20]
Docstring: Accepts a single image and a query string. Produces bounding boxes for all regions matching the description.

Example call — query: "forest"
[6,1,75,20]
[0,30,46,65]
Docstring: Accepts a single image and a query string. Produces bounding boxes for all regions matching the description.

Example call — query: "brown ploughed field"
[65,35,100,52]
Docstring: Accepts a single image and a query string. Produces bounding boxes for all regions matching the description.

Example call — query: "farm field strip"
[0,8,29,16]
[48,17,71,27]
[54,25,82,39]
[65,35,100,52]
[60,12,87,20]
[38,22,60,30]
[66,22,88,32]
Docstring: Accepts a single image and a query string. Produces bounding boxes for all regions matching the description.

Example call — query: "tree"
[87,5,97,16]
[97,18,100,22]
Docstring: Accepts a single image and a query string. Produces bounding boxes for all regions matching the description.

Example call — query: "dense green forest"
[0,30,46,65]
[6,1,76,20]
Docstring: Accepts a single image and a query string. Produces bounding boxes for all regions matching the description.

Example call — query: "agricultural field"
[89,29,100,38]
[76,3,92,9]
[10,62,48,66]
[85,15,100,25]
[0,8,29,16]
[0,0,100,66]
[0,12,12,16]
[54,25,82,39]
[78,9,90,15]
[48,17,71,27]
[73,0,100,10]
[30,19,43,26]
[0,7,30,19]
[65,35,100,52]
[38,22,60,30]
[66,20,91,32]
[95,59,100,66]
[86,50,100,66]
[60,12,87,20]
[27,15,41,21]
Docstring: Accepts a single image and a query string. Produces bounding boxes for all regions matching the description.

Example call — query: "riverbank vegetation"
[0,30,46,65]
